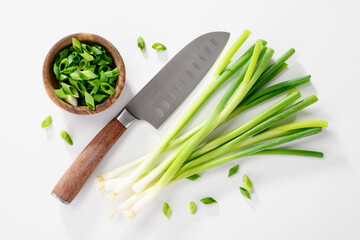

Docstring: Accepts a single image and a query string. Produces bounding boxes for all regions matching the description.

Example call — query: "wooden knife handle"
[52,118,126,204]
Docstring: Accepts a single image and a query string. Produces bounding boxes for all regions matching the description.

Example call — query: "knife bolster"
[116,108,137,128]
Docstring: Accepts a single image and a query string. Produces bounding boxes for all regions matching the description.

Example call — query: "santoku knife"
[52,32,230,204]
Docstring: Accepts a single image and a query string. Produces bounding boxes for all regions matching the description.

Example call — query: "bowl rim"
[42,32,126,115]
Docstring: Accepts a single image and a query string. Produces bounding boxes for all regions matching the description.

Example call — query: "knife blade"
[52,32,230,204]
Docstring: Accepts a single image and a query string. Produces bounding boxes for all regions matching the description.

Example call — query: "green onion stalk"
[118,42,273,218]
[95,32,327,220]
[97,30,254,195]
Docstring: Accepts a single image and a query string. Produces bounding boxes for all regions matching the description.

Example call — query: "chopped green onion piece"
[41,115,52,128]
[108,76,117,85]
[186,174,201,181]
[79,59,88,70]
[100,82,115,95]
[100,72,108,82]
[104,68,120,78]
[81,43,93,54]
[61,83,79,98]
[70,71,82,80]
[99,66,111,72]
[60,130,73,145]
[72,38,82,53]
[137,36,145,51]
[239,187,251,199]
[228,165,239,177]
[103,53,113,65]
[64,94,78,106]
[85,92,95,110]
[53,63,60,79]
[152,43,167,51]
[91,46,103,55]
[55,89,66,99]
[189,201,196,215]
[94,94,108,102]
[71,52,81,62]
[59,74,68,81]
[97,60,109,66]
[80,70,98,80]
[90,83,99,95]
[61,66,77,74]
[162,202,171,219]
[200,197,217,204]
[59,58,69,71]
[243,174,253,191]
[80,51,94,62]
[56,49,69,62]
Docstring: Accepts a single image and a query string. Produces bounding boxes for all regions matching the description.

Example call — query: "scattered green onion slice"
[186,174,201,181]
[162,202,171,219]
[60,130,73,145]
[200,197,217,204]
[189,201,196,215]
[228,165,239,177]
[152,43,167,51]
[41,116,52,128]
[239,187,251,199]
[243,174,253,191]
[137,37,145,51]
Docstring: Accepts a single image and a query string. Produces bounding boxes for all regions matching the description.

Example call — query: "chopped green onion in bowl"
[52,38,119,110]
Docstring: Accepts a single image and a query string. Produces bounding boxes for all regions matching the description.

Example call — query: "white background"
[1,0,359,239]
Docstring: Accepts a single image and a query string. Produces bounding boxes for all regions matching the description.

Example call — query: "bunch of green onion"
[53,38,120,110]
[96,30,327,220]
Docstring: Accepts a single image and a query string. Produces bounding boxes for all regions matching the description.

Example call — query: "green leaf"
[228,164,239,177]
[41,115,52,128]
[60,130,73,145]
[186,174,201,181]
[243,174,253,191]
[189,201,196,215]
[97,60,109,66]
[239,187,251,199]
[200,197,217,205]
[152,43,167,51]
[80,51,94,62]
[72,38,82,53]
[162,202,171,219]
[85,92,95,110]
[137,36,145,51]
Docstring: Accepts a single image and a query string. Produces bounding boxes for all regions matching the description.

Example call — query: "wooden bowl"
[42,33,125,115]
